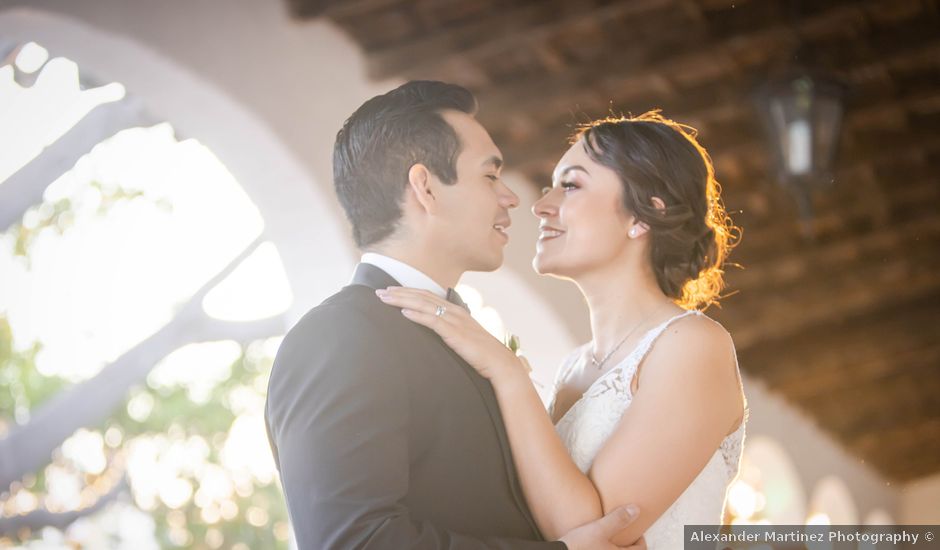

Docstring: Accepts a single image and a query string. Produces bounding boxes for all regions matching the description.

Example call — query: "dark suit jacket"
[265,263,567,549]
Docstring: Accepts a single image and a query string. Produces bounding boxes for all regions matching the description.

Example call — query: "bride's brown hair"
[572,110,740,310]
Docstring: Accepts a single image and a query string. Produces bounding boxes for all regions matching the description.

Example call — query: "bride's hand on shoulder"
[376,287,527,385]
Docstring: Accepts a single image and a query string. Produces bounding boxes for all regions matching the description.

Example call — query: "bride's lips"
[538,224,565,242]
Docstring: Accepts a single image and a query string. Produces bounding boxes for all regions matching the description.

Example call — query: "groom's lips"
[493,219,511,241]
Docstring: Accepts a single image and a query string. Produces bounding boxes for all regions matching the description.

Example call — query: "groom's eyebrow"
[482,156,503,170]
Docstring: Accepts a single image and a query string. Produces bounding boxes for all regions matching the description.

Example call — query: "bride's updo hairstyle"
[572,110,740,310]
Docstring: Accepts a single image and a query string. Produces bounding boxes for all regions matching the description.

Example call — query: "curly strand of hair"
[679,134,741,311]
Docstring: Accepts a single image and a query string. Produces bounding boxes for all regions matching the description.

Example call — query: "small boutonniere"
[505,332,522,356]
[503,331,543,387]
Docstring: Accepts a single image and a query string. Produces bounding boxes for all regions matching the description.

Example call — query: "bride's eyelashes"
[541,181,580,195]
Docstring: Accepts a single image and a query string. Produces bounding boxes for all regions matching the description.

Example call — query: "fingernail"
[625,504,639,519]
[375,289,387,297]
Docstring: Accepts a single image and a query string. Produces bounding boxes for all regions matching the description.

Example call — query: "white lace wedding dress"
[549,309,746,550]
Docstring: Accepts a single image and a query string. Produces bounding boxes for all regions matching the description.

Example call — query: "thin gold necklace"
[590,304,672,370]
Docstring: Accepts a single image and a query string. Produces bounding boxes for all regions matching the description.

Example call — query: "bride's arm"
[376,288,744,544]
[497,319,743,544]
[492,363,605,539]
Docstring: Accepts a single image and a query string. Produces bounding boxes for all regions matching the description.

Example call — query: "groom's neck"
[367,241,462,290]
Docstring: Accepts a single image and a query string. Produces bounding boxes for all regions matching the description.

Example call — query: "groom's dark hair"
[333,80,478,248]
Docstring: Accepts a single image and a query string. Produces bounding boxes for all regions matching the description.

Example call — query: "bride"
[377,111,747,549]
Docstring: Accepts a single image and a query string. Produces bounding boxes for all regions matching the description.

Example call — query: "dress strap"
[634,309,701,357]
[620,309,702,393]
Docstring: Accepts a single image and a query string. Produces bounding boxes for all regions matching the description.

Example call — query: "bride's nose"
[532,187,560,219]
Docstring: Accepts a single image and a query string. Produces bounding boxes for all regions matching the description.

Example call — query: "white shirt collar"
[359,253,447,298]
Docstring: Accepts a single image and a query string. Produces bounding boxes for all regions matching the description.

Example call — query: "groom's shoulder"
[271,284,401,382]
[266,285,407,432]
[287,283,393,340]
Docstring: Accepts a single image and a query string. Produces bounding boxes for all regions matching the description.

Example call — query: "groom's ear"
[406,163,438,214]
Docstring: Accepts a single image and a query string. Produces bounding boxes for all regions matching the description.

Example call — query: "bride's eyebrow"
[553,165,590,183]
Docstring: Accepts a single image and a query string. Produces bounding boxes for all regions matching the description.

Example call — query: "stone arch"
[0,6,355,319]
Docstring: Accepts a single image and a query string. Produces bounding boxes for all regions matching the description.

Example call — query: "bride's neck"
[576,258,678,356]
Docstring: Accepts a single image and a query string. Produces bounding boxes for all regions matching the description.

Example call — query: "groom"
[265,81,640,549]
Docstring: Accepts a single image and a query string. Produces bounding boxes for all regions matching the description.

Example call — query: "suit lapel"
[350,263,541,536]
[438,340,542,536]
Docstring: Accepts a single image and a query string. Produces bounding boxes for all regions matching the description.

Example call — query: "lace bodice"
[550,310,746,550]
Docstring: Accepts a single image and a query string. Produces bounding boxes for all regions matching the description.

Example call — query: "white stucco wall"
[900,472,940,523]
[0,2,377,319]
[743,376,904,521]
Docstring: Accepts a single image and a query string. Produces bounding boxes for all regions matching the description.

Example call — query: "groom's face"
[432,110,518,272]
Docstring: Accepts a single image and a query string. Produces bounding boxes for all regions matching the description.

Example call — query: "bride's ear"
[628,197,665,238]
[651,196,666,212]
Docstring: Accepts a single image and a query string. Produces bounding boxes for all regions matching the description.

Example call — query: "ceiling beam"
[470,0,908,126]
[846,417,940,481]
[714,238,940,351]
[365,0,677,80]
[486,40,940,179]
[728,198,940,295]
[287,0,401,19]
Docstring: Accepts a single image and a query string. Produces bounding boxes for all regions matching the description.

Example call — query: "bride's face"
[532,139,635,278]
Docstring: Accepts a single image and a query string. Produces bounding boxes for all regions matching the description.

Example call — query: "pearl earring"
[629,228,637,237]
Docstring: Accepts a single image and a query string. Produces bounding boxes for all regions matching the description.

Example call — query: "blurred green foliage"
[0,179,289,549]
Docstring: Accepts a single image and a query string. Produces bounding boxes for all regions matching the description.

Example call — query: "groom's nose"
[497,180,520,209]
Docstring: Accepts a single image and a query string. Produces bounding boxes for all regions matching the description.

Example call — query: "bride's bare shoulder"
[646,311,737,381]
[636,312,743,425]
[666,310,732,347]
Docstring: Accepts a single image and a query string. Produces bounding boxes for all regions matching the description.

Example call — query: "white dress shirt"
[359,253,447,298]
